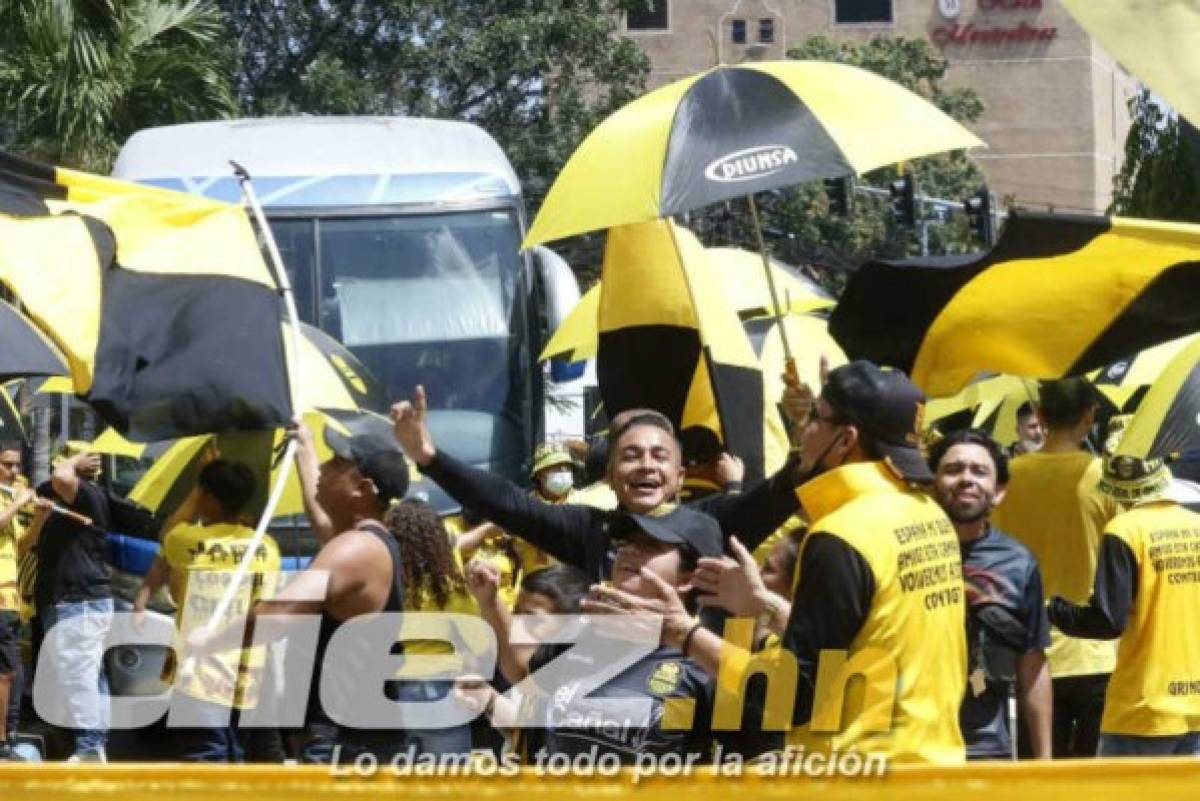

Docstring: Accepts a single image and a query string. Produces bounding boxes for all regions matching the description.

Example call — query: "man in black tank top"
[188,422,410,764]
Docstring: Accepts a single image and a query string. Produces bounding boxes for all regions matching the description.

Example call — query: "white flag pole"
[190,163,304,648]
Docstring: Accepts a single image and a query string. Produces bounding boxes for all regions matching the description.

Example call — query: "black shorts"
[0,610,19,675]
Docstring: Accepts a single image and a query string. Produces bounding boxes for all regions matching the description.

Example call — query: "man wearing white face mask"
[515,444,577,573]
[455,444,580,582]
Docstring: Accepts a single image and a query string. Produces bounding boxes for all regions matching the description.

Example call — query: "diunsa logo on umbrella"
[704,145,799,183]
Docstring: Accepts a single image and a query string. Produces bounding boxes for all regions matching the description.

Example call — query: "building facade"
[623,0,1139,213]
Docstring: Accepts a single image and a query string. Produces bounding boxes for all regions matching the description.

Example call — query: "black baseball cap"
[611,505,723,557]
[822,360,934,484]
[324,427,410,504]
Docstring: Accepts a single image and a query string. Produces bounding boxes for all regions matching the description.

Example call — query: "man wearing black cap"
[638,361,968,764]
[189,420,412,762]
[527,505,720,763]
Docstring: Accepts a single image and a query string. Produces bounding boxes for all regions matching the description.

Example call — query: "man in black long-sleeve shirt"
[391,387,803,584]
[590,361,968,764]
[1048,455,1200,757]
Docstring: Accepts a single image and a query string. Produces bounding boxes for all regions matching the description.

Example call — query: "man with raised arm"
[390,387,804,585]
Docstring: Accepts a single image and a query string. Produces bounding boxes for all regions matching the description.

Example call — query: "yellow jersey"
[160,522,280,708]
[993,451,1119,677]
[1101,503,1200,735]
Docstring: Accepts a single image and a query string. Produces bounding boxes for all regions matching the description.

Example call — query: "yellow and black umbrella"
[924,374,1039,446]
[744,313,848,473]
[524,60,984,248]
[596,220,770,481]
[289,322,389,414]
[1092,334,1199,412]
[831,212,1200,397]
[1115,336,1200,463]
[0,300,67,384]
[126,409,399,520]
[526,60,981,368]
[540,249,833,363]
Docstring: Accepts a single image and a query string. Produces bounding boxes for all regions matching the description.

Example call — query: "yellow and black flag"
[831,212,1200,397]
[0,151,290,441]
[596,221,767,481]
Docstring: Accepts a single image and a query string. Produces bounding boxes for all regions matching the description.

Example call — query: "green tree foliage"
[0,0,236,171]
[217,1,649,200]
[692,35,987,285]
[1110,89,1200,222]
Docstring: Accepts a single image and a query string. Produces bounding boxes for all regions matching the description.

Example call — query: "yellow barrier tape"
[0,760,1198,801]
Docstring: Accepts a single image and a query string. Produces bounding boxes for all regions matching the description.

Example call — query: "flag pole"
[189,164,303,648]
[745,194,798,381]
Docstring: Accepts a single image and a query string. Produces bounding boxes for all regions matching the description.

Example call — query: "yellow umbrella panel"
[289,323,390,414]
[1092,333,1200,412]
[745,314,848,474]
[924,374,1037,444]
[525,60,983,248]
[596,221,768,480]
[540,248,834,363]
[128,410,398,521]
[1115,337,1200,461]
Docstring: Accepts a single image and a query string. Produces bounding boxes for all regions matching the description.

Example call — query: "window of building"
[758,18,775,43]
[627,0,669,30]
[731,19,747,44]
[834,0,892,24]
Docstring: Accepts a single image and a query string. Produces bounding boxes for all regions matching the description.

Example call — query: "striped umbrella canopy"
[128,408,397,520]
[523,60,984,248]
[0,300,67,383]
[540,248,833,363]
[1116,337,1200,462]
[1092,333,1199,412]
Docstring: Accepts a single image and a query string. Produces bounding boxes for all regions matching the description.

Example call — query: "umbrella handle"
[785,357,800,385]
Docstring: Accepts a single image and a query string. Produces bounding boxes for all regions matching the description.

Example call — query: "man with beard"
[929,429,1053,760]
[593,362,969,765]
[1008,402,1045,458]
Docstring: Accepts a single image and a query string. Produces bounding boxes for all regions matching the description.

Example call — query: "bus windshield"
[270,208,532,475]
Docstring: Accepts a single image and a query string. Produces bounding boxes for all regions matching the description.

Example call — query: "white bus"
[113,116,584,504]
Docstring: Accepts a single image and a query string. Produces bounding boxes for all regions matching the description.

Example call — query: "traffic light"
[888,174,918,227]
[823,177,853,216]
[963,187,994,246]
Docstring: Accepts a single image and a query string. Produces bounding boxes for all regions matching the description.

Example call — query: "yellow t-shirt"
[397,541,485,679]
[993,451,1120,677]
[1100,503,1200,735]
[472,536,520,609]
[160,522,281,708]
[0,477,36,615]
[0,506,24,613]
